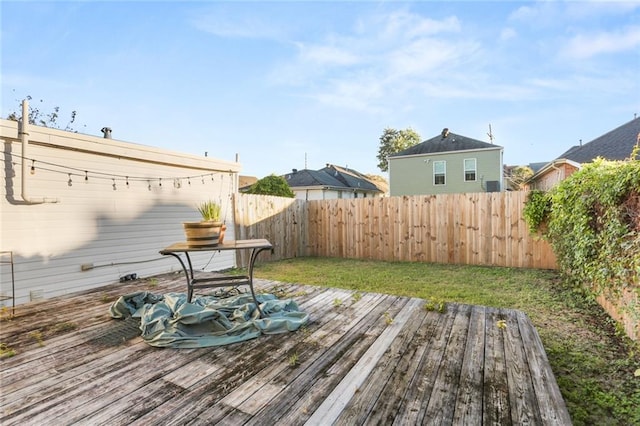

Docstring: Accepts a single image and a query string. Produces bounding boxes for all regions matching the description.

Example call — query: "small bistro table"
[159,239,273,317]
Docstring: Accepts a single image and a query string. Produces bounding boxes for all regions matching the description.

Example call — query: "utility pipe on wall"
[20,99,59,204]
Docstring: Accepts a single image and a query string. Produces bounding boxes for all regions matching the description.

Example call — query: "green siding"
[389,148,503,196]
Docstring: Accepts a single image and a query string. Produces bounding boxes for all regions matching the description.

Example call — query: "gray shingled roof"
[390,129,501,157]
[556,117,640,163]
[284,169,346,188]
[284,164,381,192]
[318,165,380,192]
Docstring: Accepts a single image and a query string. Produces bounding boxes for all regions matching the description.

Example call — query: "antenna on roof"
[305,152,307,169]
[487,124,494,144]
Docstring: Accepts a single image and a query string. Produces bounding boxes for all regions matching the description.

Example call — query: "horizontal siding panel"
[2,120,239,305]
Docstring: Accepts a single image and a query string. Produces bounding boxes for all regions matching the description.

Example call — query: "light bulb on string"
[126,177,129,188]
[211,174,214,182]
[68,174,73,187]
[188,178,191,186]
[30,160,35,175]
[148,180,152,191]
[159,178,162,187]
[112,178,117,191]
[85,171,89,183]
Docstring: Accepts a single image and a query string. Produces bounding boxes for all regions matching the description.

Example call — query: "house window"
[464,158,477,182]
[433,160,446,185]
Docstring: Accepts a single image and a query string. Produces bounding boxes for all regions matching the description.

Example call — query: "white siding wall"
[0,119,241,305]
[291,188,378,201]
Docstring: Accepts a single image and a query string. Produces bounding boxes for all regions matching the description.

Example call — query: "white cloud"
[508,2,560,25]
[311,77,386,113]
[270,9,476,111]
[561,26,640,59]
[191,11,284,40]
[379,10,461,40]
[500,27,517,42]
[565,1,640,19]
[298,43,361,67]
[387,38,480,78]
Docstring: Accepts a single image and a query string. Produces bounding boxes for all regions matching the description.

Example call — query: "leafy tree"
[246,174,295,198]
[6,95,80,132]
[376,127,421,172]
[509,165,534,189]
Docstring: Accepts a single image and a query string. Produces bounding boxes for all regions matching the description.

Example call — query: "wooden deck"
[0,273,571,425]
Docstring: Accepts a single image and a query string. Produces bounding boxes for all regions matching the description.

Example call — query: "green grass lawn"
[254,257,640,426]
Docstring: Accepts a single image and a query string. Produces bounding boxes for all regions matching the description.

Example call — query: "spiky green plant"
[197,201,221,222]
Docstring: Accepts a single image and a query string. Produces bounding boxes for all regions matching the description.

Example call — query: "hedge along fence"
[525,157,640,341]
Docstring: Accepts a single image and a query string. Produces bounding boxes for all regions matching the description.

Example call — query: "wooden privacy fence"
[233,194,309,267]
[234,192,557,270]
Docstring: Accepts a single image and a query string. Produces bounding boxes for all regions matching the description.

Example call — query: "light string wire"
[200,173,235,271]
[9,153,235,186]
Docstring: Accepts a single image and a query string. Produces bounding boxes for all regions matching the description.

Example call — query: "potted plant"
[183,201,224,247]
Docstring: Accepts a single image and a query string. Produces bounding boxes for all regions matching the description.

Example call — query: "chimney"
[441,128,449,139]
[101,127,112,139]
[292,168,298,173]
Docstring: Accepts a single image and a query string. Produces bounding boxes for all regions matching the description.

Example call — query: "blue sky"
[2,1,639,179]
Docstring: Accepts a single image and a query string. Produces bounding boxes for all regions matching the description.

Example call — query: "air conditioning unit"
[486,181,500,192]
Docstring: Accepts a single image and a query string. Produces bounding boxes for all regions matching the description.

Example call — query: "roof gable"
[391,130,501,158]
[557,117,640,163]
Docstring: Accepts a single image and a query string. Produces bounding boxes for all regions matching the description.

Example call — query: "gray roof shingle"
[284,169,345,188]
[391,129,501,157]
[284,164,381,193]
[556,117,640,163]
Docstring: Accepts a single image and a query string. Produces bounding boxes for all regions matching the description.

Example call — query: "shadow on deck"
[0,273,571,425]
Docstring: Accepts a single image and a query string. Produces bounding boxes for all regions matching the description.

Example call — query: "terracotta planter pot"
[183,221,222,248]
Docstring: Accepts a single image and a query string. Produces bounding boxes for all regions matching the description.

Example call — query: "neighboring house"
[284,164,383,200]
[528,117,640,190]
[388,128,504,196]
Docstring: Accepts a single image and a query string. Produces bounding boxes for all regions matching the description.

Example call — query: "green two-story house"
[388,128,504,196]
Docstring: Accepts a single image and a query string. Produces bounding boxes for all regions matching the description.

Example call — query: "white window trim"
[464,158,477,182]
[433,160,446,186]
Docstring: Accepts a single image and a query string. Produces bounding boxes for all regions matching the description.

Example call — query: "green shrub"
[527,158,640,301]
[523,189,552,233]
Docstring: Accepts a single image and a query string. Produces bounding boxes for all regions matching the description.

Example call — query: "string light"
[15,153,235,192]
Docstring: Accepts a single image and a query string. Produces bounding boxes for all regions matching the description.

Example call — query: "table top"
[160,239,272,253]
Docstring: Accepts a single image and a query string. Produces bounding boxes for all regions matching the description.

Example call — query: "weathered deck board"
[0,274,572,425]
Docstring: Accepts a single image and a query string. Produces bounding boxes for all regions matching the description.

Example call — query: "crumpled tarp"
[109,291,309,348]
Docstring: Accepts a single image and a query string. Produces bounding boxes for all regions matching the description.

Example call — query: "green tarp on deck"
[109,291,309,348]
